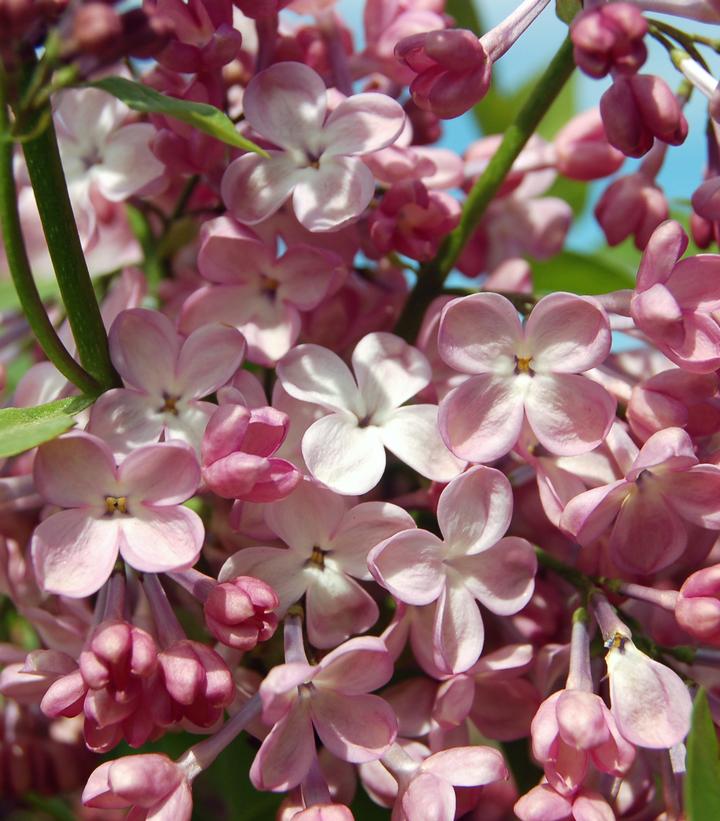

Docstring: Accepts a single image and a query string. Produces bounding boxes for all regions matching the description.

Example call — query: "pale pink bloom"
[277,332,464,495]
[220,479,414,647]
[89,308,246,455]
[438,292,614,463]
[515,784,615,821]
[221,62,405,231]
[250,637,397,791]
[570,3,647,79]
[605,637,691,748]
[55,87,166,206]
[201,404,300,503]
[562,426,720,575]
[675,564,720,645]
[180,217,345,365]
[630,220,720,372]
[83,753,192,820]
[366,179,460,261]
[600,74,687,158]
[31,432,203,597]
[369,466,536,674]
[627,368,720,442]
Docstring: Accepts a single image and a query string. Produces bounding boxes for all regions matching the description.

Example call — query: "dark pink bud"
[396,29,492,119]
[73,3,123,54]
[692,176,720,221]
[204,576,279,650]
[571,3,647,79]
[676,565,720,645]
[554,109,625,181]
[601,74,687,158]
[595,173,668,248]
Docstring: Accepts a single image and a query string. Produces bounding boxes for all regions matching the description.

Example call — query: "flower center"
[604,632,628,653]
[161,392,180,415]
[105,496,128,515]
[515,356,533,375]
[309,546,326,569]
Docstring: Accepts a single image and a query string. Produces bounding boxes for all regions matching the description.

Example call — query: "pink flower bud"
[554,109,625,181]
[204,576,279,650]
[692,176,720,221]
[676,565,720,644]
[79,619,158,691]
[72,3,123,55]
[395,29,492,119]
[571,3,648,78]
[594,172,668,248]
[600,74,688,158]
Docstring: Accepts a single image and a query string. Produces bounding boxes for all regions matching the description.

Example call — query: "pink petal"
[422,746,507,786]
[292,155,375,232]
[34,431,117,508]
[329,501,416,581]
[572,792,615,821]
[120,442,199,505]
[31,511,119,598]
[274,245,344,310]
[243,61,327,150]
[118,506,203,573]
[525,374,615,456]
[305,568,379,648]
[302,414,386,495]
[368,529,446,606]
[628,426,697,478]
[439,374,525,463]
[636,219,687,290]
[524,293,611,373]
[219,544,307,608]
[260,662,313,724]
[437,465,513,556]
[607,641,691,749]
[315,636,395,693]
[673,312,720,372]
[381,404,464,483]
[560,480,628,545]
[666,256,720,310]
[145,781,192,821]
[433,580,484,674]
[82,762,126,809]
[88,389,164,456]
[311,690,397,763]
[401,772,456,821]
[175,324,245,399]
[351,332,430,416]
[97,123,165,202]
[197,217,271,284]
[514,784,572,821]
[323,93,405,156]
[221,152,304,225]
[237,298,302,366]
[277,344,363,415]
[179,285,256,336]
[250,700,316,791]
[109,309,180,395]
[555,691,610,750]
[438,293,522,374]
[662,465,720,527]
[451,536,536,616]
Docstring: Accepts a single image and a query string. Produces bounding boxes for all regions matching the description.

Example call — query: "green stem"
[20,106,118,389]
[535,546,593,592]
[394,37,575,340]
[0,71,100,395]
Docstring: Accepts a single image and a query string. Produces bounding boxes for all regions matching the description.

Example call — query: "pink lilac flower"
[675,564,720,644]
[31,432,203,597]
[438,292,614,463]
[631,219,720,372]
[570,3,648,79]
[89,308,246,455]
[515,784,616,821]
[179,217,344,365]
[250,636,397,791]
[277,332,464,495]
[219,479,415,647]
[221,61,405,231]
[562,426,720,575]
[368,466,537,674]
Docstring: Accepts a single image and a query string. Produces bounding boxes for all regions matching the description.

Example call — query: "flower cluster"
[2,0,720,819]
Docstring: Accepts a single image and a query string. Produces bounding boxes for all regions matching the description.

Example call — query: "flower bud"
[204,576,279,650]
[554,109,625,181]
[594,172,668,248]
[676,565,720,644]
[571,3,647,79]
[72,3,123,55]
[79,619,158,691]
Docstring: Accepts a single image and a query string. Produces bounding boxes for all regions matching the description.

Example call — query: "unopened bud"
[73,3,123,54]
[571,3,647,79]
[204,576,279,650]
[676,565,720,645]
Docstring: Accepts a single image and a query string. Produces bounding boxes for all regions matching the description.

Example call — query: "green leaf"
[0,395,95,458]
[87,77,269,156]
[446,0,486,34]
[685,688,720,821]
[556,0,582,23]
[533,249,635,295]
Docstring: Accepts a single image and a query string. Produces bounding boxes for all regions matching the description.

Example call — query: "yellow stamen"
[105,496,127,515]
[310,546,326,568]
[516,356,533,374]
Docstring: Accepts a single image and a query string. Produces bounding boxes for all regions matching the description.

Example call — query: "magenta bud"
[595,173,668,249]
[571,3,647,79]
[204,576,279,651]
[80,620,158,691]
[554,108,625,181]
[676,565,720,644]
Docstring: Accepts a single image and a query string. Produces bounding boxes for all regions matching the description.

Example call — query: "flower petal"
[31,511,119,598]
[381,405,464,483]
[524,293,611,373]
[315,636,394,693]
[277,344,363,415]
[422,746,507,786]
[433,579,484,674]
[120,441,199,505]
[305,568,379,648]
[88,390,163,457]
[302,414,386,495]
[323,93,405,156]
[109,309,180,395]
[368,529,446,606]
[439,374,525,463]
[401,772,455,821]
[250,700,316,791]
[175,324,245,399]
[221,153,304,225]
[438,293,522,374]
[525,374,615,456]
[219,546,308,612]
[118,507,203,573]
[97,123,165,202]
